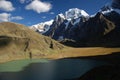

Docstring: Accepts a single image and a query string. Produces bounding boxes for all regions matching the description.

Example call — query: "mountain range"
[30,0,120,47]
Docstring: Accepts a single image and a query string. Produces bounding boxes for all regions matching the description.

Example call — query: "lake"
[0,58,107,80]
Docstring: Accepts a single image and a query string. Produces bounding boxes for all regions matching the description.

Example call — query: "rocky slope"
[0,22,65,63]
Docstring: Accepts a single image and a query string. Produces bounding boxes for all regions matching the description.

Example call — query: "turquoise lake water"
[0,58,106,80]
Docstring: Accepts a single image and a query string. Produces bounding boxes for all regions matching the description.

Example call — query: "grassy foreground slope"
[0,22,65,63]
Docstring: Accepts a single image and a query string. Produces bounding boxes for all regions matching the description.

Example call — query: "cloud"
[0,13,11,22]
[19,0,32,4]
[0,0,15,11]
[10,16,24,21]
[25,0,52,13]
[0,13,23,22]
[19,0,25,3]
[50,12,55,14]
[41,16,46,19]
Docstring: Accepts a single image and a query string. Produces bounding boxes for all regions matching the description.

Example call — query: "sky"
[0,0,111,26]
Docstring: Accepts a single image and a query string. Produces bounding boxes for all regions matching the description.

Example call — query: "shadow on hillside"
[0,36,11,47]
[61,40,120,48]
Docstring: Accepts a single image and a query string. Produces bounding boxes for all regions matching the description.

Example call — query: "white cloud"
[0,0,15,11]
[10,16,24,21]
[50,12,55,14]
[19,0,25,3]
[0,13,23,22]
[19,0,32,4]
[42,16,46,19]
[25,0,52,13]
[0,13,11,22]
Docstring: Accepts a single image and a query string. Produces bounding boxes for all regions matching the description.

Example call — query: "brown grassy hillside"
[0,22,65,63]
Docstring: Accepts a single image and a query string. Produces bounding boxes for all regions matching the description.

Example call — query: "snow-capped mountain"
[100,0,120,15]
[30,8,89,34]
[55,13,65,21]
[44,8,90,41]
[30,20,53,33]
[99,0,120,27]
[44,2,120,47]
[31,3,120,47]
[65,8,89,20]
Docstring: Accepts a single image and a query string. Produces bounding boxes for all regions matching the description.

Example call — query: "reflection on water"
[0,59,106,80]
